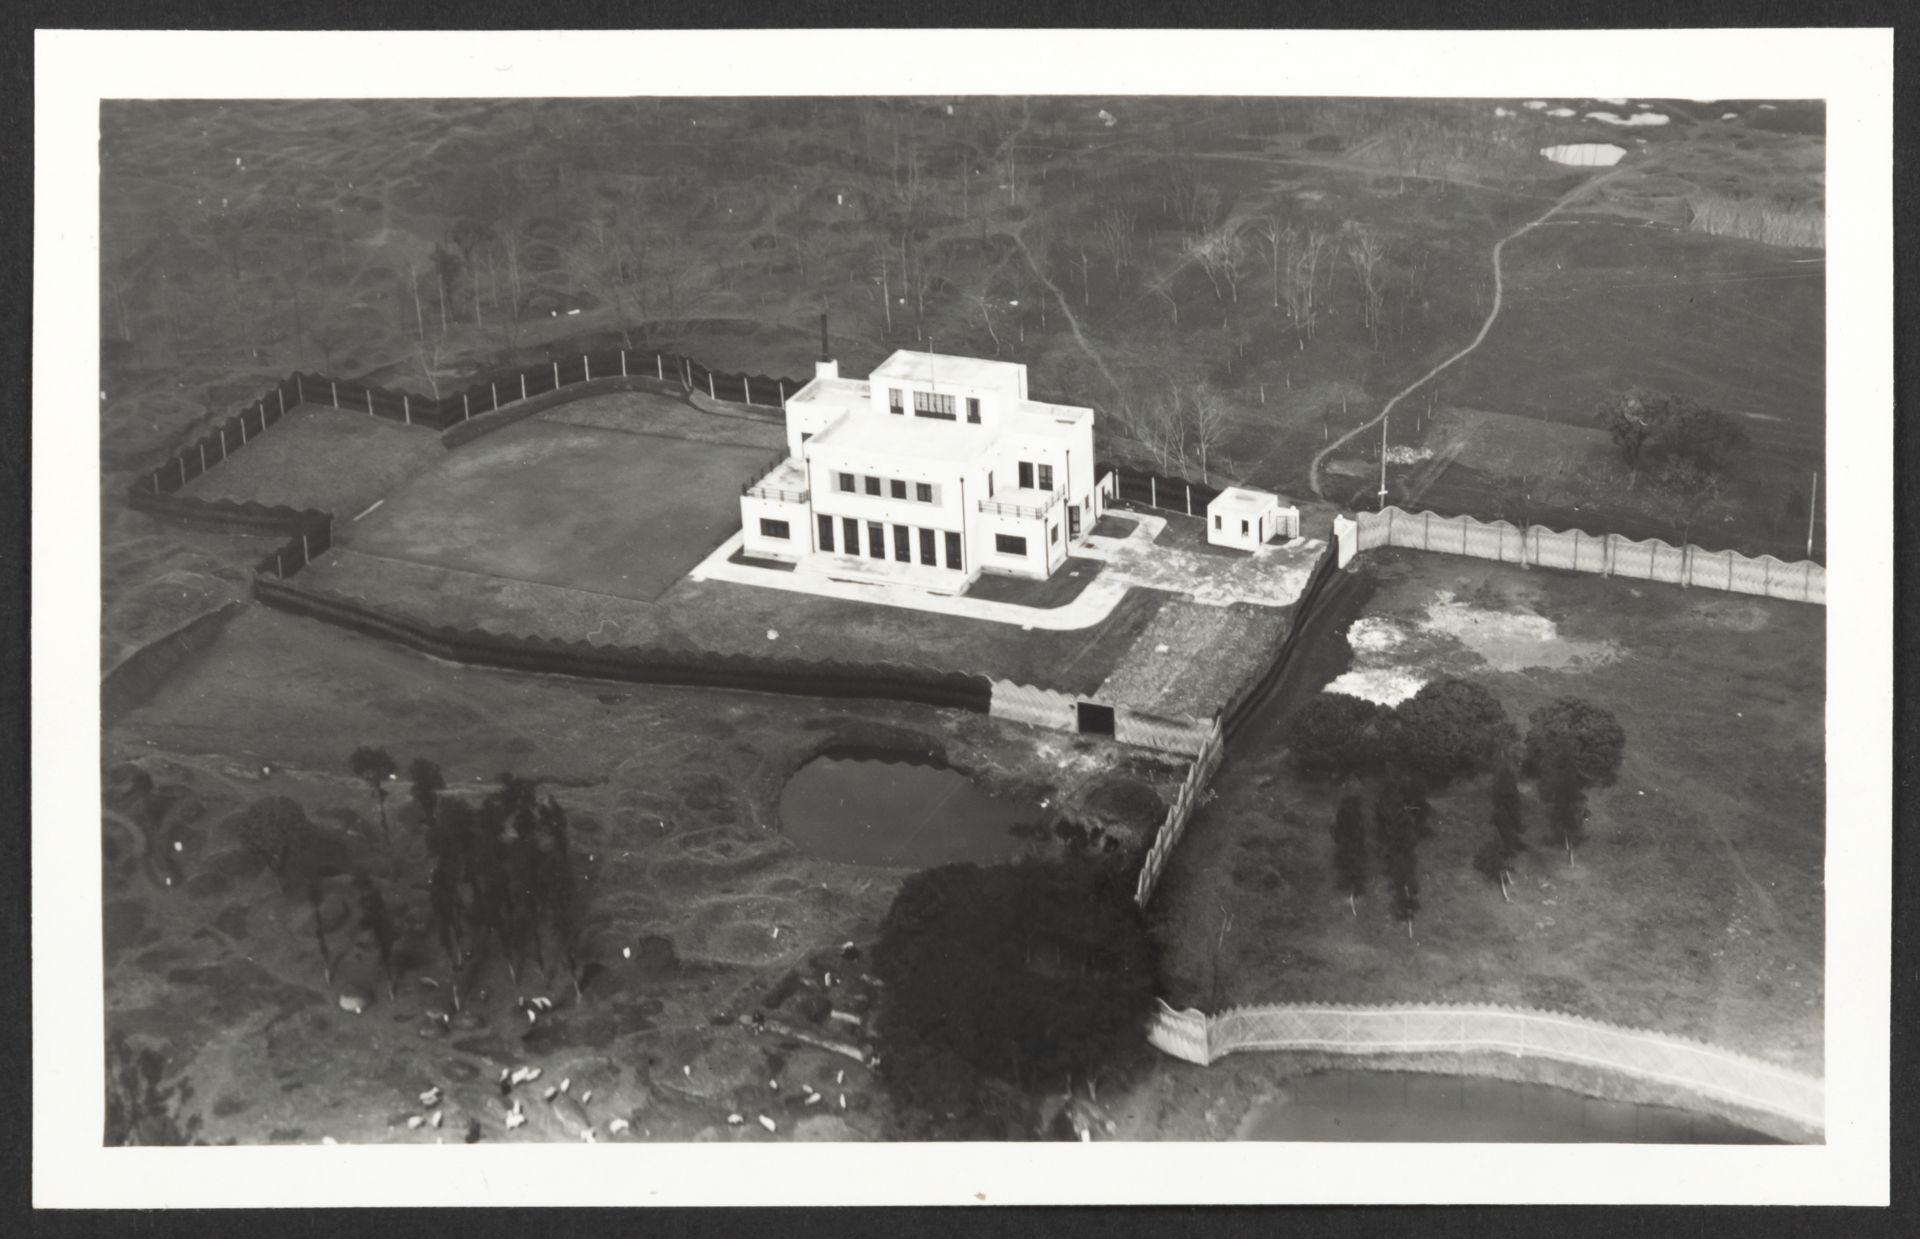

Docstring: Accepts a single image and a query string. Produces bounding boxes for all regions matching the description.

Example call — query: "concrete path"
[687,511,1326,632]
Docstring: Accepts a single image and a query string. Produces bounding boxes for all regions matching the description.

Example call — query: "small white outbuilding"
[1207,486,1296,551]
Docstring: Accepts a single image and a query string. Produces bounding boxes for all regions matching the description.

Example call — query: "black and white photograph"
[31,27,1892,1208]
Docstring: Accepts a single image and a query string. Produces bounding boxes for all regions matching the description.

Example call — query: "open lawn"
[348,416,778,603]
[1152,549,1825,1074]
[182,406,446,517]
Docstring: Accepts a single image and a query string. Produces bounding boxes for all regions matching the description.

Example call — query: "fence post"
[584,353,591,382]
[331,380,339,409]
[779,380,786,401]
[275,551,285,578]
[553,361,561,390]
[199,444,207,473]
[744,376,752,405]
[151,471,160,494]
[708,371,716,400]
[219,428,228,460]
[656,353,663,380]
[277,386,286,415]
[521,373,528,402]
[302,532,310,564]
[1150,476,1157,508]
[403,395,411,425]
[463,393,471,421]
[1185,484,1192,516]
[367,388,375,416]
[492,382,500,411]
[620,349,627,378]
[178,457,187,489]
[296,375,304,405]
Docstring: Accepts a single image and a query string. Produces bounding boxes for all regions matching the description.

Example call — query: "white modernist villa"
[738,345,1103,592]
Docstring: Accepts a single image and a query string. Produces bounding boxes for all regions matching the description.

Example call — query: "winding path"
[1308,167,1625,501]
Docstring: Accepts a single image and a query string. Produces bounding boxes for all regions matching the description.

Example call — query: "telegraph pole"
[1378,405,1390,511]
[1806,470,1818,559]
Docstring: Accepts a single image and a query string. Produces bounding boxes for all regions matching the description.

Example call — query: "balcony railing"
[978,491,1063,521]
[741,451,807,503]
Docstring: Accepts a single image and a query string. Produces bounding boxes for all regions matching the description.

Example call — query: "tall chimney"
[814,312,838,380]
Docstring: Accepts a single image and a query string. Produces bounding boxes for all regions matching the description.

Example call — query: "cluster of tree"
[1297,683,1626,928]
[422,767,592,1010]
[1284,677,1515,786]
[1595,389,1750,479]
[871,857,1158,1140]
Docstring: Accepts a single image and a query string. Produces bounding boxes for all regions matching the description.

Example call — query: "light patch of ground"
[1323,587,1621,705]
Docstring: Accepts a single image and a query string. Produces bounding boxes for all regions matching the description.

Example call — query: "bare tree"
[1252,214,1288,309]
[1095,207,1135,282]
[1186,385,1234,484]
[1345,225,1390,350]
[1285,228,1329,347]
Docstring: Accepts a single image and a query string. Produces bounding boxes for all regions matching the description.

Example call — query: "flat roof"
[869,350,1024,394]
[807,410,998,464]
[788,375,870,412]
[1212,486,1279,509]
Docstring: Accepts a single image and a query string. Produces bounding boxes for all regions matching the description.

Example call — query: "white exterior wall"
[740,493,810,560]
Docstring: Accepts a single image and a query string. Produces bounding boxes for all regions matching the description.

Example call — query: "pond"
[778,747,1044,869]
[1540,142,1627,167]
[1240,1070,1777,1143]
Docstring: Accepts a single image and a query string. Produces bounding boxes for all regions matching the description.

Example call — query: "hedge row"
[253,575,994,713]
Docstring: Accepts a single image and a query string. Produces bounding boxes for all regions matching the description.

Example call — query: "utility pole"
[1378,405,1390,511]
[1806,470,1818,559]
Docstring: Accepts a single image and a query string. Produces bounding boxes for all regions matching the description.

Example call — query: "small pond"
[1540,142,1627,167]
[778,747,1044,869]
[1241,1070,1777,1144]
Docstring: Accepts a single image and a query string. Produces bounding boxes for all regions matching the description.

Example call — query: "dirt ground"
[1151,549,1825,1075]
[104,606,1188,1145]
[182,407,447,518]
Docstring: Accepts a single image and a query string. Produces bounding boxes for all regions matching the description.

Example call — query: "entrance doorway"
[1075,701,1116,737]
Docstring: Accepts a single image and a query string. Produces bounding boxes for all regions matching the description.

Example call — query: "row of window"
[992,523,1061,558]
[760,517,1069,562]
[836,472,940,504]
[889,387,981,423]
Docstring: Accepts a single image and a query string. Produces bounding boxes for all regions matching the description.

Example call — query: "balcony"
[742,454,809,505]
[978,488,1063,520]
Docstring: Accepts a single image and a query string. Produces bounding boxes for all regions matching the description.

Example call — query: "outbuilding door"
[1076,702,1116,737]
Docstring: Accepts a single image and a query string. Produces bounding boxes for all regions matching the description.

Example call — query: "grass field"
[1151,549,1825,1074]
[104,606,1183,1144]
[348,416,778,603]
[183,407,446,517]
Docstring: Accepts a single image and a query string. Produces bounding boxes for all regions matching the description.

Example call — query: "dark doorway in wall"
[1076,702,1116,737]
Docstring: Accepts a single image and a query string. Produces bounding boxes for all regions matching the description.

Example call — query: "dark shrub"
[1283,692,1388,778]
[872,859,1157,1139]
[1389,677,1517,784]
[1522,697,1627,787]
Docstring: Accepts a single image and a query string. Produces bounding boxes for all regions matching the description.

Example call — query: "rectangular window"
[865,476,881,496]
[868,522,886,560]
[893,524,911,562]
[1037,463,1054,491]
[915,482,933,503]
[919,527,937,565]
[890,479,907,500]
[966,397,981,424]
[759,518,791,540]
[843,517,860,556]
[945,531,963,571]
[817,514,835,552]
[1018,461,1034,489]
[1214,514,1223,529]
[888,387,904,415]
[995,534,1028,557]
[987,471,995,498]
[1241,519,1250,536]
[1068,507,1080,539]
[912,391,957,420]
[1050,524,1059,545]
[838,472,855,493]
